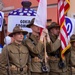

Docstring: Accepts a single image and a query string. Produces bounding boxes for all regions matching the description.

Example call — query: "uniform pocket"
[9,50,19,54]
[21,49,28,54]
[49,57,60,71]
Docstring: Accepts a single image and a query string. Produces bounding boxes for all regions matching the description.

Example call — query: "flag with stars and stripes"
[8,8,36,33]
[58,0,70,60]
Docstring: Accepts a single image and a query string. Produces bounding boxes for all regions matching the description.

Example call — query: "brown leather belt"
[31,57,42,62]
[48,56,60,61]
[10,65,27,72]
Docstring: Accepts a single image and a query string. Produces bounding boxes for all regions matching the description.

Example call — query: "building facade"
[0,0,74,45]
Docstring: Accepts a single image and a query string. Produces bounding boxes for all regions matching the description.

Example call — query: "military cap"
[70,34,75,43]
[9,26,28,37]
[47,22,60,30]
[26,18,35,28]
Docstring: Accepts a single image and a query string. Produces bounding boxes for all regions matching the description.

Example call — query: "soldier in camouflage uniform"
[47,22,70,75]
[23,18,50,75]
[0,26,29,75]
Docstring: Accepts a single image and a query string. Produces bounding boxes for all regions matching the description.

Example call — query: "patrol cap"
[47,22,60,31]
[9,26,28,37]
[26,18,35,28]
[70,34,75,43]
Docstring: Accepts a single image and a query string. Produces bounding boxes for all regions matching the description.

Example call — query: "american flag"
[58,0,70,60]
[9,8,36,16]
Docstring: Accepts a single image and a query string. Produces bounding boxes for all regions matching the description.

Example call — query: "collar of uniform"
[29,34,38,44]
[13,42,22,46]
[50,33,57,38]
[30,34,36,39]
[71,46,75,51]
[49,33,57,42]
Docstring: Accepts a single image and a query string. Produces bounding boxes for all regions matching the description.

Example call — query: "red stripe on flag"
[63,26,68,37]
[60,33,66,47]
[59,16,65,25]
[58,0,70,60]
[65,4,69,11]
[37,0,40,2]
[64,0,70,14]
[59,4,64,13]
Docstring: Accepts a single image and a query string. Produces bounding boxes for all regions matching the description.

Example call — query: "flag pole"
[44,37,47,63]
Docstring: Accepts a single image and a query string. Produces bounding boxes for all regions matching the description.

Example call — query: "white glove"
[40,28,47,42]
[43,28,51,43]
[58,35,60,40]
[47,33,51,43]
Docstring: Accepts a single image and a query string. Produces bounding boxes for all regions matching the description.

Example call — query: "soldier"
[70,34,75,75]
[23,18,50,75]
[0,26,29,75]
[47,22,70,75]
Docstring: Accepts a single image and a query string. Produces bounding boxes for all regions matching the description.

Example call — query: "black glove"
[58,60,65,69]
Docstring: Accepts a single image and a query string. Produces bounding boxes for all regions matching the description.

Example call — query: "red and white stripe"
[58,0,70,59]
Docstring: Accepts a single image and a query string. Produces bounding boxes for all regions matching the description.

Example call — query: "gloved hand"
[43,28,51,43]
[40,28,47,42]
[46,33,51,43]
[58,35,60,40]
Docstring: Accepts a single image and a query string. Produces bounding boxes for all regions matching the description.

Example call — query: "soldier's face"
[50,27,60,36]
[31,25,40,39]
[13,32,24,42]
[31,25,40,32]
